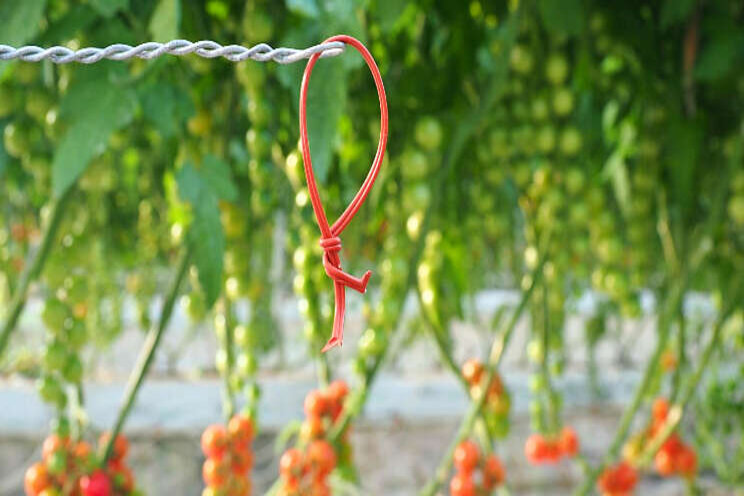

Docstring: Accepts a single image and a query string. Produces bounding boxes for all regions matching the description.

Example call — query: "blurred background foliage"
[0,0,744,492]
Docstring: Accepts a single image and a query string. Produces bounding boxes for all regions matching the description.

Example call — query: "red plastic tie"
[299,35,389,352]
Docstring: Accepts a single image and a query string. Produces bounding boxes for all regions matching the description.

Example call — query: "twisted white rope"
[0,39,345,65]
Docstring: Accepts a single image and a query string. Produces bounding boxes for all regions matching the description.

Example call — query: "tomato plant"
[0,0,743,495]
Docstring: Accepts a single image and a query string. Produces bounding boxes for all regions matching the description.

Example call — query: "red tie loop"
[299,35,388,352]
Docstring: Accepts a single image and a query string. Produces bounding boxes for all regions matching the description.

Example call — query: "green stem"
[419,258,545,496]
[101,250,190,463]
[0,188,73,358]
[220,298,236,421]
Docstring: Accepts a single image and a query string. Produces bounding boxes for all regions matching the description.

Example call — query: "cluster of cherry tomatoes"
[461,359,511,437]
[524,426,579,465]
[25,432,134,496]
[276,381,351,496]
[597,461,638,496]
[200,413,255,496]
[449,440,505,496]
[623,398,697,480]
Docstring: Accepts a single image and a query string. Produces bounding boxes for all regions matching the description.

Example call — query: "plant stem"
[101,249,190,462]
[220,297,236,421]
[419,258,545,496]
[0,188,73,358]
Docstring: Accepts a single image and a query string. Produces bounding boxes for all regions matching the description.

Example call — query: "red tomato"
[453,440,480,474]
[652,398,669,423]
[326,380,349,403]
[483,454,505,488]
[307,440,336,477]
[202,457,229,487]
[449,472,476,496]
[79,470,112,496]
[24,462,50,496]
[98,433,128,462]
[279,448,305,480]
[228,414,254,445]
[559,426,580,457]
[525,434,547,464]
[654,449,675,477]
[675,447,697,478]
[201,424,228,459]
[42,434,68,461]
[231,449,254,475]
[303,390,328,419]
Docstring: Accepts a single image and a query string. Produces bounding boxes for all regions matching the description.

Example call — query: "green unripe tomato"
[414,117,443,151]
[42,341,68,371]
[559,127,582,156]
[402,150,429,179]
[215,349,228,375]
[359,328,385,357]
[43,298,71,332]
[242,11,273,43]
[25,91,53,122]
[545,54,569,85]
[3,123,30,158]
[728,194,744,225]
[536,126,556,153]
[529,374,546,392]
[62,355,83,383]
[552,87,575,116]
[15,63,39,84]
[37,375,66,407]
[510,45,534,74]
[564,168,585,195]
[0,88,15,117]
[234,324,250,347]
[526,338,544,363]
[531,97,550,121]
[66,320,87,350]
[236,352,257,376]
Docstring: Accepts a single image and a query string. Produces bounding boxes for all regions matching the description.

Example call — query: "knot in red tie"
[299,35,388,352]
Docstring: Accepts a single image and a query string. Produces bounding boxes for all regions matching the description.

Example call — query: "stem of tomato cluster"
[220,297,237,421]
[419,258,545,496]
[0,187,73,358]
[573,277,687,496]
[101,249,191,463]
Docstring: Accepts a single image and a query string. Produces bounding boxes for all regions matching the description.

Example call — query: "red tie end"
[321,336,343,353]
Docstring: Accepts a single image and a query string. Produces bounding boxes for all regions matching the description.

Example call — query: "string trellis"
[0,39,345,65]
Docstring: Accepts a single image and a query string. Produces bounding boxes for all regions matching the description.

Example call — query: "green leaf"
[89,0,128,18]
[660,0,695,28]
[177,160,237,308]
[286,0,320,18]
[38,5,98,46]
[52,67,137,197]
[603,152,630,216]
[0,0,47,46]
[139,82,193,137]
[695,28,744,82]
[150,0,181,41]
[666,120,702,219]
[201,155,238,201]
[536,0,584,37]
[303,61,348,182]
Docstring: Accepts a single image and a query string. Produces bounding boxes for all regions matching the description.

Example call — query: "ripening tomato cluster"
[622,398,698,480]
[449,440,505,496]
[299,381,350,445]
[278,440,337,496]
[25,432,134,496]
[597,461,639,496]
[200,413,255,496]
[524,426,579,465]
[648,399,697,479]
[461,359,511,437]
